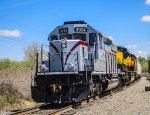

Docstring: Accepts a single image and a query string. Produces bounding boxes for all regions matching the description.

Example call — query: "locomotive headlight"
[61,38,67,48]
[64,63,74,71]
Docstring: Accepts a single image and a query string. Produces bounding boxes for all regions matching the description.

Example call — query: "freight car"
[31,21,142,103]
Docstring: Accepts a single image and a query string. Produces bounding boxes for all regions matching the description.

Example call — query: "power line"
[0,35,29,45]
[0,35,41,62]
[0,16,48,35]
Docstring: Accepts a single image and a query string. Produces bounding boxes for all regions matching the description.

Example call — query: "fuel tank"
[106,78,119,90]
[101,78,119,91]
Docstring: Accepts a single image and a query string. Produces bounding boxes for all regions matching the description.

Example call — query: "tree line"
[138,56,150,72]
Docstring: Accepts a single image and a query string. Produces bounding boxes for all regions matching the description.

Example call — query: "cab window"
[89,33,96,46]
[74,33,86,41]
[60,34,72,40]
[51,35,58,41]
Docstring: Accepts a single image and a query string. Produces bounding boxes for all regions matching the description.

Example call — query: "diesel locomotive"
[31,21,142,103]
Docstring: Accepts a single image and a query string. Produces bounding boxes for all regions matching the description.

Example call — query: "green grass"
[0,92,18,104]
[0,59,33,71]
[0,92,19,110]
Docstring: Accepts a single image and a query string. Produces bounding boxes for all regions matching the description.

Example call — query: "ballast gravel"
[75,77,150,115]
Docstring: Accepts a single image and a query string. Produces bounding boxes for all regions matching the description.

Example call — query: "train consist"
[31,21,142,103]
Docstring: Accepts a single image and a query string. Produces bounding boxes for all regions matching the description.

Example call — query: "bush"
[0,81,22,109]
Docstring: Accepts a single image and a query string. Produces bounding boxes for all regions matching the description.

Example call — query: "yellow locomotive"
[117,46,137,83]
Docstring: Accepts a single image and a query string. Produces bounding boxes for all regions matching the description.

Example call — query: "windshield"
[60,34,86,41]
[60,34,72,40]
[74,33,86,41]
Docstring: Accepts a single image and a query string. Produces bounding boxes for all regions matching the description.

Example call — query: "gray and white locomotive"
[31,21,140,103]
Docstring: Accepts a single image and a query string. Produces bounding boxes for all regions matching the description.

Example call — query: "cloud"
[146,0,150,5]
[126,44,137,50]
[137,50,150,58]
[141,15,150,22]
[108,36,114,41]
[0,29,22,38]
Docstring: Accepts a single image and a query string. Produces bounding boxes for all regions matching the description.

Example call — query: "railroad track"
[10,104,74,115]
[9,78,141,115]
[10,103,50,115]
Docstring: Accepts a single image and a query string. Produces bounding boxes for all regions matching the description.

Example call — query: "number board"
[74,27,87,33]
[59,28,68,34]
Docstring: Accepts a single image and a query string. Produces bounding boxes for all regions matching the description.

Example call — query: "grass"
[0,87,37,111]
[0,92,18,104]
[0,59,33,71]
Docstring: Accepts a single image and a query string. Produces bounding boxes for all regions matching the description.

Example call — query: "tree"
[147,56,150,61]
[137,56,145,64]
[137,56,148,72]
[24,42,48,65]
[24,42,41,64]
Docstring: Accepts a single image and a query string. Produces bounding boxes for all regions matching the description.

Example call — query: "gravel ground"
[76,77,150,115]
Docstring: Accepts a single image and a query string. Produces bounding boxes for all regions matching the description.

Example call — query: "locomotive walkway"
[76,76,150,115]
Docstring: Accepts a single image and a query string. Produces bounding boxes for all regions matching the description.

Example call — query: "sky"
[0,0,150,61]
